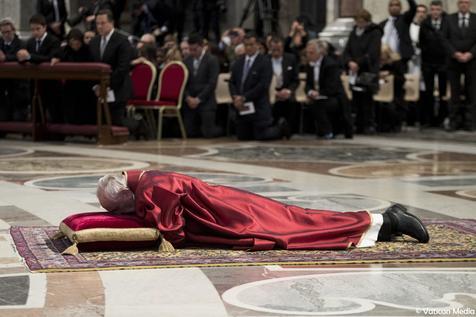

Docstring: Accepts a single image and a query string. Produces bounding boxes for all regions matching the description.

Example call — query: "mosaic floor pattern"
[0,134,475,316]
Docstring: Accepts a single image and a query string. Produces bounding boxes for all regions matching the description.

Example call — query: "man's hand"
[232,95,247,111]
[50,57,60,66]
[348,61,359,73]
[50,22,61,35]
[276,89,291,101]
[86,15,95,23]
[463,52,474,63]
[454,52,466,63]
[0,50,6,63]
[186,96,200,109]
[308,90,319,100]
[16,49,30,62]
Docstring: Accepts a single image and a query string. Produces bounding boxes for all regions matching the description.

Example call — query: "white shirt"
[102,28,114,47]
[271,56,283,87]
[409,22,420,47]
[432,18,442,30]
[382,16,400,54]
[37,32,48,46]
[193,48,206,73]
[309,56,323,91]
[244,52,259,69]
[459,12,470,27]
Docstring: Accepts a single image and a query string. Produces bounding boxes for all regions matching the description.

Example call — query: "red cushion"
[128,99,177,107]
[0,121,33,133]
[158,62,186,102]
[131,63,155,100]
[61,212,157,252]
[62,212,155,231]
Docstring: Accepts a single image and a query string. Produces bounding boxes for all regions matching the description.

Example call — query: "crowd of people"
[0,0,475,141]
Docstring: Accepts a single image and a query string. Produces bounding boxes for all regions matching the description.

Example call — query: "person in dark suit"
[36,0,68,40]
[182,33,223,138]
[68,0,114,31]
[343,9,383,135]
[17,14,62,123]
[305,39,352,139]
[444,0,476,131]
[268,36,300,133]
[0,19,30,122]
[228,33,289,141]
[89,9,132,126]
[419,0,449,127]
[379,0,417,128]
[51,29,96,125]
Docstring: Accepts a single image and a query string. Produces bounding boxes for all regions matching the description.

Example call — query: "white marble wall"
[0,0,21,26]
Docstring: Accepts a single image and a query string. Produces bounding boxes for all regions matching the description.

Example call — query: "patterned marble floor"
[0,134,475,317]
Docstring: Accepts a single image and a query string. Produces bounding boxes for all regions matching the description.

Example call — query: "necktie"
[241,58,252,89]
[53,0,60,22]
[193,58,199,76]
[100,37,107,59]
[35,39,41,52]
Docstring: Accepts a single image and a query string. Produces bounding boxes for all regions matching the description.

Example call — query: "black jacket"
[25,33,60,64]
[379,0,417,61]
[89,31,132,103]
[305,55,345,99]
[229,53,273,122]
[37,0,68,24]
[267,52,299,95]
[419,13,449,66]
[342,23,383,75]
[55,44,93,62]
[444,12,476,65]
[184,52,220,110]
[0,35,24,61]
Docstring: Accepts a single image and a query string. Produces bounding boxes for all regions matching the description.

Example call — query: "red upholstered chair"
[127,60,157,106]
[130,61,188,140]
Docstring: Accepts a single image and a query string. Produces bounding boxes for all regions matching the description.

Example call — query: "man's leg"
[447,66,463,130]
[253,119,282,140]
[182,106,201,137]
[421,64,436,126]
[199,109,223,138]
[464,62,476,130]
[310,99,333,137]
[436,67,448,126]
[235,118,254,140]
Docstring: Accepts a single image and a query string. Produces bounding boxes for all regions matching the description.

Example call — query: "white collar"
[459,12,470,19]
[245,52,259,63]
[195,48,206,62]
[102,28,114,42]
[309,56,323,67]
[272,56,283,63]
[37,32,47,43]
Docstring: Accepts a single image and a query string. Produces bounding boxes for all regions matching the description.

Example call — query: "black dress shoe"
[278,118,292,140]
[384,204,430,243]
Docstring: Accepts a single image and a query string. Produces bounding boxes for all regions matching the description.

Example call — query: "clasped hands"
[454,52,473,63]
[186,96,200,109]
[16,49,31,62]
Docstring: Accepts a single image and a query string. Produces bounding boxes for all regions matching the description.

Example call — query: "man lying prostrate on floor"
[96,170,429,251]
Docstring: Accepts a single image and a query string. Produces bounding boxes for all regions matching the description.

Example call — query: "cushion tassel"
[52,231,65,240]
[159,236,175,252]
[61,242,79,256]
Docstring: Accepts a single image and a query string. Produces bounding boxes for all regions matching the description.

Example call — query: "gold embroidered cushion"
[56,212,160,255]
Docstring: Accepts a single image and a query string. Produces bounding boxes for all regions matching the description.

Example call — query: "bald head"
[458,0,471,14]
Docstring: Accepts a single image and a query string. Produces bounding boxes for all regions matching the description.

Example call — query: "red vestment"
[125,170,372,251]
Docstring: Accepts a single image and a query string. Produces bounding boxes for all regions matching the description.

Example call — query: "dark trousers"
[235,117,281,141]
[309,97,340,136]
[352,89,375,132]
[421,63,448,126]
[182,105,223,138]
[272,99,299,133]
[0,79,30,121]
[37,80,63,123]
[448,60,476,130]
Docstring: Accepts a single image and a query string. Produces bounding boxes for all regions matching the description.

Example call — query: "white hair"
[306,39,329,55]
[97,174,135,214]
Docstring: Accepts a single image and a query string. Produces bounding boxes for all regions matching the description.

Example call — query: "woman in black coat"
[342,9,383,134]
[52,29,96,124]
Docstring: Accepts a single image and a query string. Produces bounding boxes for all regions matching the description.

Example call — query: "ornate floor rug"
[10,219,476,272]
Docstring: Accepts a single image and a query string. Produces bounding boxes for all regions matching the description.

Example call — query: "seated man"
[305,39,353,139]
[97,170,429,251]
